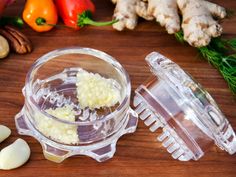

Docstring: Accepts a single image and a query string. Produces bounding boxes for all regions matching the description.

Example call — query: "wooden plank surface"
[0,0,236,176]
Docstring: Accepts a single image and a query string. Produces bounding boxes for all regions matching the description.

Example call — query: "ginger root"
[112,0,153,30]
[178,0,226,47]
[112,0,139,31]
[147,0,180,34]
[111,0,226,47]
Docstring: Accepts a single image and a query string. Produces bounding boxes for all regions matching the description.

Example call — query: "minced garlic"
[35,105,79,144]
[76,70,121,109]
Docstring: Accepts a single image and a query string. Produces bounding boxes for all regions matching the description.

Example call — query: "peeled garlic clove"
[0,138,31,170]
[0,35,10,59]
[0,125,11,143]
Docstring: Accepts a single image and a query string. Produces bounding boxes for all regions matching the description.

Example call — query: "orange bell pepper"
[22,0,58,32]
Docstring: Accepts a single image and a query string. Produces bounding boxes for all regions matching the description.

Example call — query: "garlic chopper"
[134,52,236,161]
[15,48,236,163]
[15,47,138,163]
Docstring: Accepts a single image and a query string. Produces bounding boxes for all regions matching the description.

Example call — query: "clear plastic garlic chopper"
[134,52,236,161]
[15,47,138,163]
[15,48,236,163]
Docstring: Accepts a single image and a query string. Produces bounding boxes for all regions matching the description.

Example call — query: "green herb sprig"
[175,31,236,94]
[0,16,24,28]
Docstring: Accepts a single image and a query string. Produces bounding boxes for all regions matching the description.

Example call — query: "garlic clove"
[0,35,10,59]
[0,138,31,170]
[0,125,11,143]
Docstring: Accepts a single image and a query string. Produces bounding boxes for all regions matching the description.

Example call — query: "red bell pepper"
[54,0,117,30]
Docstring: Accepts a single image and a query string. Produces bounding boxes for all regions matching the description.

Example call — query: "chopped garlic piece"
[76,70,121,109]
[35,105,78,144]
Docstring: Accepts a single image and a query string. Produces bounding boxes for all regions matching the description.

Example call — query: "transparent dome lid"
[134,52,236,161]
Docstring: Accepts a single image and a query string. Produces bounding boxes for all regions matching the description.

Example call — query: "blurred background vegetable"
[0,0,15,17]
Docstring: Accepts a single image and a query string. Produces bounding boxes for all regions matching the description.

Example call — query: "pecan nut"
[0,26,32,54]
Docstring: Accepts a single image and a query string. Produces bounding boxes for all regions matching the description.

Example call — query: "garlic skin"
[0,125,11,143]
[0,138,30,170]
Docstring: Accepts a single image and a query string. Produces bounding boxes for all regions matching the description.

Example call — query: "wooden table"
[0,0,235,176]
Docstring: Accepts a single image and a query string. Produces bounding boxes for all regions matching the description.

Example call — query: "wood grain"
[0,0,236,177]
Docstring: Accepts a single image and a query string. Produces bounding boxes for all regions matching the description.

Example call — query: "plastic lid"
[134,52,236,161]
